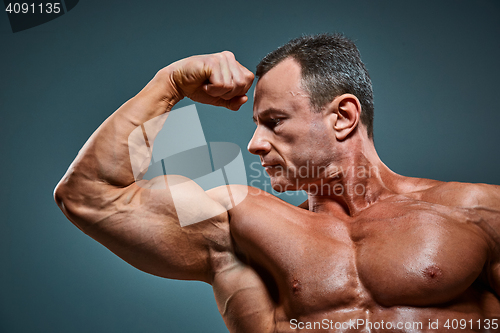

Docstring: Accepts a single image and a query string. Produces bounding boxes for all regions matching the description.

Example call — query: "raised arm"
[54,52,254,283]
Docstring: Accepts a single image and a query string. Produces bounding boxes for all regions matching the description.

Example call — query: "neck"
[307,134,401,217]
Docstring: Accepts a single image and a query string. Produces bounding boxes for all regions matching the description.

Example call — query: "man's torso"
[211,181,500,332]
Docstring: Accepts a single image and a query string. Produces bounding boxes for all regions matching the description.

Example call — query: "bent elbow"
[53,178,66,209]
[53,171,131,234]
[53,177,81,224]
[53,173,98,231]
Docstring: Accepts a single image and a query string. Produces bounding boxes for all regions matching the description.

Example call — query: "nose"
[247,126,272,155]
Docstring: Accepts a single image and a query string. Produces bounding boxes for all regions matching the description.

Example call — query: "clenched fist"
[163,51,255,111]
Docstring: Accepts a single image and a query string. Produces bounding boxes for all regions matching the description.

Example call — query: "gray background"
[1,0,499,332]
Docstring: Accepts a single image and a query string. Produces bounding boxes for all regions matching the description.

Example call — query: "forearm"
[60,69,181,186]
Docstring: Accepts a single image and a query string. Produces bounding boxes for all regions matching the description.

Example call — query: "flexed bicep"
[71,175,231,283]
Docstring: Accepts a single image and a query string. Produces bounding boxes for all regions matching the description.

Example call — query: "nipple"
[423,265,442,280]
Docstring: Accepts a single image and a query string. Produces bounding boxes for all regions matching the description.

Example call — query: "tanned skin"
[55,52,500,332]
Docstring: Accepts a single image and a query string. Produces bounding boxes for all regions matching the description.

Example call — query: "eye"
[260,115,286,130]
[271,118,281,125]
[268,118,283,128]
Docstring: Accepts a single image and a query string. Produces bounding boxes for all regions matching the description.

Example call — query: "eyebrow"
[252,108,288,123]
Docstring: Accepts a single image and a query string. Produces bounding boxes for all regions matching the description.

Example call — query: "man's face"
[248,58,337,192]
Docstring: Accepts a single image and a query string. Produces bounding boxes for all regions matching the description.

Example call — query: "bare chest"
[230,200,490,315]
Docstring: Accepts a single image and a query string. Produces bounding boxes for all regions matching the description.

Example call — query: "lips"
[261,160,281,168]
[261,162,284,173]
[262,163,278,168]
[261,156,284,171]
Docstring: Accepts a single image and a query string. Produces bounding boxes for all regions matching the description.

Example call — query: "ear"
[328,94,361,141]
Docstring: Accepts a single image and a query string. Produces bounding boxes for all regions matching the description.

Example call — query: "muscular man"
[54,34,500,332]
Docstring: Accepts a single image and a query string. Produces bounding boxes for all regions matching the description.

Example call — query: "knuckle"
[246,71,255,80]
[221,50,235,59]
